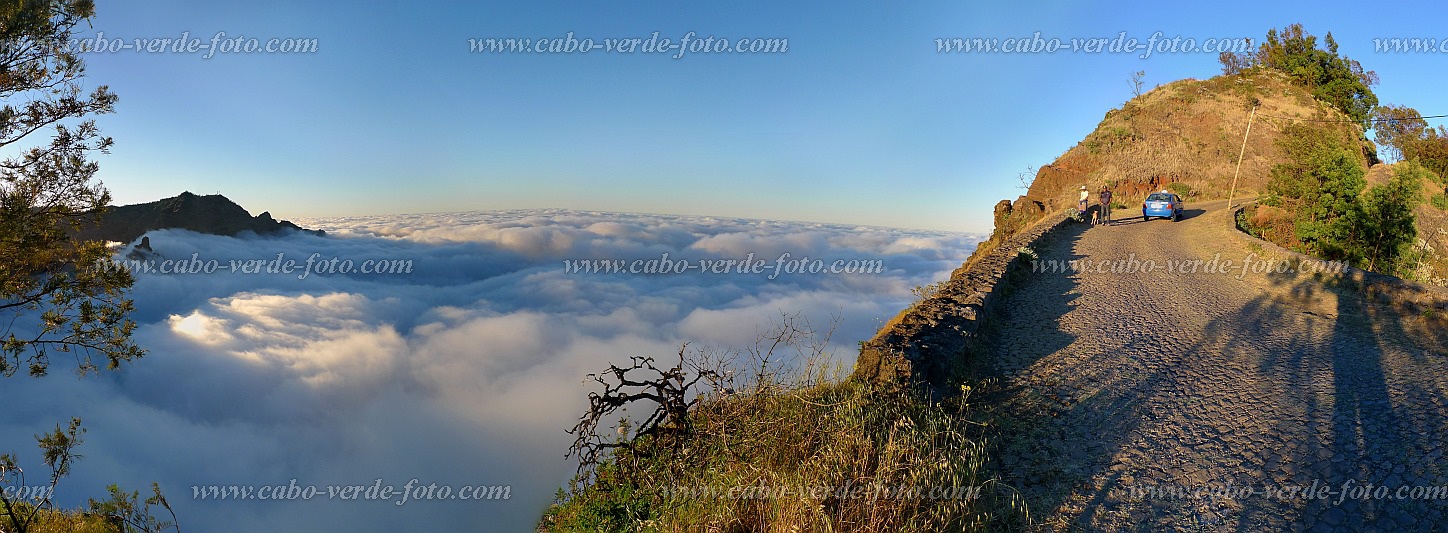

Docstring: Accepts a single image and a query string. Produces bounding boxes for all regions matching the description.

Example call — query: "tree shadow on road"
[1157,268,1448,531]
[987,255,1448,531]
[972,219,1133,530]
[1316,277,1448,529]
[1107,215,1163,227]
[980,220,1091,375]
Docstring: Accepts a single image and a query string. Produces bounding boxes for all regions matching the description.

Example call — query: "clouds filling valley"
[1,209,983,531]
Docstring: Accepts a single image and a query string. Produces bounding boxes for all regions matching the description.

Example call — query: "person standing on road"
[1078,185,1089,216]
[1098,187,1113,225]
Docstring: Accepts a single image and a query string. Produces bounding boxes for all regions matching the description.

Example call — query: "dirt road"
[986,200,1448,531]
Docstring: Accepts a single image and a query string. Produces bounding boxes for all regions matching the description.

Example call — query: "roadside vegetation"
[540,314,1026,532]
[1240,123,1415,273]
[1228,24,1448,281]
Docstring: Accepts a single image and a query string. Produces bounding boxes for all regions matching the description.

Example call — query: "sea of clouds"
[0,209,984,531]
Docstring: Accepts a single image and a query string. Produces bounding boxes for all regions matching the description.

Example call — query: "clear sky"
[79,0,1448,232]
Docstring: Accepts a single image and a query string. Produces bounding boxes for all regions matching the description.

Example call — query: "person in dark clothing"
[1098,187,1113,225]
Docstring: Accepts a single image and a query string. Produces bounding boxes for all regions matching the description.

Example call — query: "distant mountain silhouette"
[75,192,323,244]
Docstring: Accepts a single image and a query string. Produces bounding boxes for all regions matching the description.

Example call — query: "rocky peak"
[75,192,324,245]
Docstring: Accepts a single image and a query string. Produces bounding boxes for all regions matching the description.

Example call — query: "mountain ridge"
[75,191,323,244]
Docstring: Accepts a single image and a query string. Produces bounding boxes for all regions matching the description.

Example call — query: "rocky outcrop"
[75,192,323,245]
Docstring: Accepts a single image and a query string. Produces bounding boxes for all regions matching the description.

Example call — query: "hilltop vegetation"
[1225,25,1447,282]
[1219,24,1379,129]
[1005,26,1377,227]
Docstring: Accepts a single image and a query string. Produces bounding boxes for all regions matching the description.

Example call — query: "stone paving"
[985,200,1448,531]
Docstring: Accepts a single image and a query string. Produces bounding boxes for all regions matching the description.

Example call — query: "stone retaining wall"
[850,211,1076,395]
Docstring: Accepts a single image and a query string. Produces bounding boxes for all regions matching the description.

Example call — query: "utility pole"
[1227,104,1258,213]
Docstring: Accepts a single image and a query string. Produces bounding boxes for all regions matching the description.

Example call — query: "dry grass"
[0,504,114,533]
[1238,204,1299,250]
[1406,169,1448,285]
[1025,69,1368,213]
[540,318,1026,532]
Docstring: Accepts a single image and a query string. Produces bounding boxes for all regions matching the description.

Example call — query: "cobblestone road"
[986,200,1448,531]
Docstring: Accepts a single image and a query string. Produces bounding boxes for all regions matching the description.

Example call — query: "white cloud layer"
[0,209,984,532]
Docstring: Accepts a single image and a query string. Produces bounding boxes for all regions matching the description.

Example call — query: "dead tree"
[566,346,722,476]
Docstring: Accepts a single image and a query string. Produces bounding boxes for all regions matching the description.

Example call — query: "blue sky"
[80,0,1448,232]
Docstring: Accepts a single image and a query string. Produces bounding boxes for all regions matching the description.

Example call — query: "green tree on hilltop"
[1221,24,1379,129]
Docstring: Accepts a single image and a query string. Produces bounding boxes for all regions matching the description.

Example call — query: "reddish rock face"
[993,199,1012,221]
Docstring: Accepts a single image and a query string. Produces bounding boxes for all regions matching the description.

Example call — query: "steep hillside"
[984,67,1448,286]
[1021,69,1371,220]
[974,69,1371,283]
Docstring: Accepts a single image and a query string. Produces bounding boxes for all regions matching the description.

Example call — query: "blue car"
[1142,191,1184,221]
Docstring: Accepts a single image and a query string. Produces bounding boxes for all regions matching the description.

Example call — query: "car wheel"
[1173,211,1180,222]
[1142,211,1149,221]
